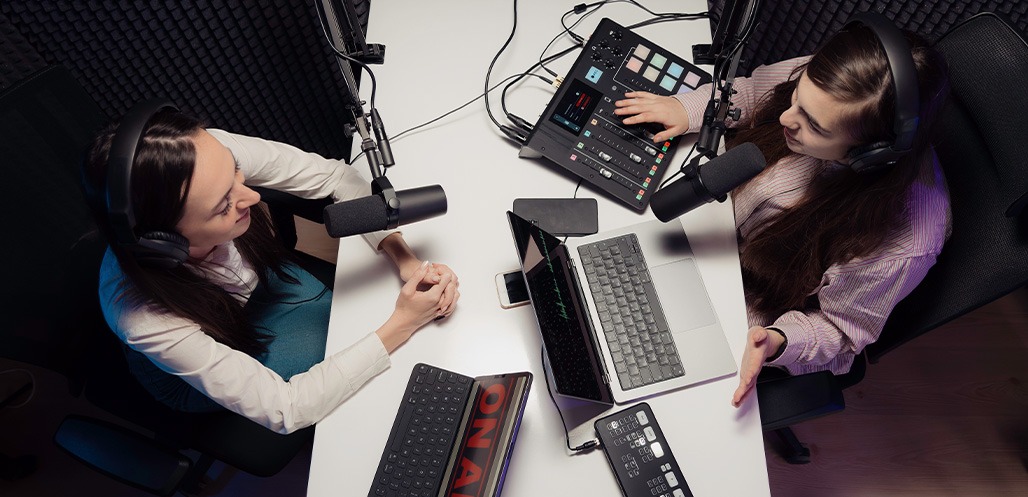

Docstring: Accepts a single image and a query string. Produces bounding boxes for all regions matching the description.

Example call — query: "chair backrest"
[68,232,210,439]
[0,63,215,441]
[0,64,313,488]
[0,65,108,393]
[867,13,1028,360]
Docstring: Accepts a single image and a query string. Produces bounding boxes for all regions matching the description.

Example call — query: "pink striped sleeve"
[767,252,939,375]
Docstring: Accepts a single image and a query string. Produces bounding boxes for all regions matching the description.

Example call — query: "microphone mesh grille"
[323,196,388,238]
[701,142,767,193]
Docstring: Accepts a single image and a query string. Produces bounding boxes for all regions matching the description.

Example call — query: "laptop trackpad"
[650,258,717,331]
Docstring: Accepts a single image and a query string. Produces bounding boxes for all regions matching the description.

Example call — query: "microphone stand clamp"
[371,176,401,229]
[679,154,726,205]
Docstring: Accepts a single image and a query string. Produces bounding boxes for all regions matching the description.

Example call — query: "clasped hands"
[377,259,460,353]
[396,259,459,322]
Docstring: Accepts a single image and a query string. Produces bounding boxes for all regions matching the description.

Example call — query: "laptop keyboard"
[369,364,475,497]
[578,234,685,390]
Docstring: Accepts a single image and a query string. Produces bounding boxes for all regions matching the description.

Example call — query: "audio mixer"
[520,18,711,211]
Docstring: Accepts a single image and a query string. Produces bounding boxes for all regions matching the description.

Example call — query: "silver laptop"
[507,211,736,405]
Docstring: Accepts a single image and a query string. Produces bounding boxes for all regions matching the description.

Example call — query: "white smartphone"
[495,270,530,309]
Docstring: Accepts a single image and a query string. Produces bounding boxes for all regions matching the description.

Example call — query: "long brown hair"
[729,24,949,320]
[83,109,298,356]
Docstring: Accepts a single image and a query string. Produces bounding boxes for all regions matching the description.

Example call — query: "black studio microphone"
[650,142,766,222]
[323,177,447,238]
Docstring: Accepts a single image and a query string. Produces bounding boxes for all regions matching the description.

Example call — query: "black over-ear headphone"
[844,12,921,174]
[105,99,191,269]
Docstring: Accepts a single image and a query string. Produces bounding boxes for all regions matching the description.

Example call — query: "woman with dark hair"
[614,19,950,406]
[83,109,460,433]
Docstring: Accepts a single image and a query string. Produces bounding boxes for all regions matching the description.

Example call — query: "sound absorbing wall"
[708,0,1027,75]
[1,1,373,161]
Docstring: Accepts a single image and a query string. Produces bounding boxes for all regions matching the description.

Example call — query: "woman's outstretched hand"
[731,326,786,407]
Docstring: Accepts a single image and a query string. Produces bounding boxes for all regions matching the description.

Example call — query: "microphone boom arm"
[317,0,393,180]
[315,1,446,238]
[695,45,745,159]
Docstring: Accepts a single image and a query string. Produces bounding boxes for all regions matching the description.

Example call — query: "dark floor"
[2,218,1026,496]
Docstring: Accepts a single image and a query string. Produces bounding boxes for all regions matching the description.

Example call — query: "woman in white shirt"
[82,106,459,434]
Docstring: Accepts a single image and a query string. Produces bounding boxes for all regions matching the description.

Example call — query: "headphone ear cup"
[131,230,190,269]
[847,141,892,173]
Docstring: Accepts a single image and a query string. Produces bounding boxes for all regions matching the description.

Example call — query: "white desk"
[308,1,770,495]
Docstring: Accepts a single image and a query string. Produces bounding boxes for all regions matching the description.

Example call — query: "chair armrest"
[189,412,315,477]
[54,415,191,496]
[756,371,845,432]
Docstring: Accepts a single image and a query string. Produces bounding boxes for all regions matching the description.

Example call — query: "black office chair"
[755,12,1028,464]
[0,65,322,495]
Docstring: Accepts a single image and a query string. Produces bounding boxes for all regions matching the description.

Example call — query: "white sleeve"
[99,250,391,434]
[111,302,390,434]
[206,128,395,250]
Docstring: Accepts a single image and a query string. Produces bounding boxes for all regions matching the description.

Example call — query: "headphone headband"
[105,99,190,269]
[106,98,179,245]
[847,12,921,153]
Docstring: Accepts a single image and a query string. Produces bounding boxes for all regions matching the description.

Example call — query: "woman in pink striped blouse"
[614,21,951,407]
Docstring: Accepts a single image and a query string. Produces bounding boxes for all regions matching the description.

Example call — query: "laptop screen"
[507,211,612,403]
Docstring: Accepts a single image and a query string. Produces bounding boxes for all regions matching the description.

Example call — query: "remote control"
[594,402,692,497]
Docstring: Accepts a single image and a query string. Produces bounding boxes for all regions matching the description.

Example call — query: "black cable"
[508,44,580,95]
[497,44,580,134]
[622,0,703,21]
[500,74,549,132]
[625,12,710,32]
[312,0,379,111]
[558,2,607,43]
[564,0,708,43]
[412,70,551,142]
[561,179,586,244]
[538,4,597,77]
[485,0,523,143]
[541,347,598,453]
[659,142,698,189]
[547,2,709,78]
[535,0,606,80]
[501,66,558,132]
[351,72,552,163]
